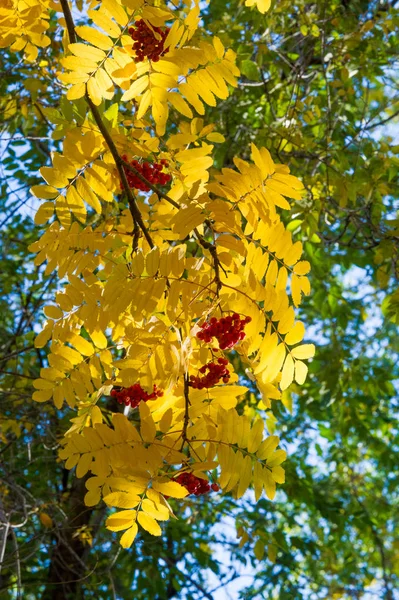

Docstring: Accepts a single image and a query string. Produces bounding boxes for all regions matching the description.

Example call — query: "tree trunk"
[41,476,93,600]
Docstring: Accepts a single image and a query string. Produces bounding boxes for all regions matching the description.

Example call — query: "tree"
[0,0,398,599]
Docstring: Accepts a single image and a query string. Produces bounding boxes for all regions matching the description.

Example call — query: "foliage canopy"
[0,0,398,599]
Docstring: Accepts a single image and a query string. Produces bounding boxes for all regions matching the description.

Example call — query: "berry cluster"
[111,384,163,409]
[197,314,252,350]
[121,155,171,192]
[174,472,219,496]
[189,358,230,389]
[128,20,170,63]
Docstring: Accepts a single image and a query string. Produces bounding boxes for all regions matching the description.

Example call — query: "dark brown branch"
[87,99,154,249]
[194,227,222,294]
[365,106,399,131]
[59,0,154,249]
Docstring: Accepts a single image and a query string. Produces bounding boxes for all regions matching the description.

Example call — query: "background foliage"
[1,0,399,599]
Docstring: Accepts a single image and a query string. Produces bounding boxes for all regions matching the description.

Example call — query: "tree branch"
[180,373,191,450]
[59,0,154,249]
[194,227,222,294]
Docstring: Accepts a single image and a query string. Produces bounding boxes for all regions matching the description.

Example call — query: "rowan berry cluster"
[197,314,252,350]
[189,357,230,389]
[111,384,163,408]
[128,20,170,63]
[121,155,171,191]
[174,473,219,496]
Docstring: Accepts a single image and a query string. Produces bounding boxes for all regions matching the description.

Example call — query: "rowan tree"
[0,0,398,599]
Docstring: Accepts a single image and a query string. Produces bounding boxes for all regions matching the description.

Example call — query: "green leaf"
[240,59,260,81]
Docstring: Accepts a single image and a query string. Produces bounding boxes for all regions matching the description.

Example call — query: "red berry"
[110,383,163,408]
[128,20,170,63]
[211,483,219,492]
[189,359,230,389]
[120,158,171,191]
[195,314,251,349]
[173,472,211,496]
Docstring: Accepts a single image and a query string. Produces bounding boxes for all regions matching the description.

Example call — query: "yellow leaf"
[262,343,286,382]
[88,7,121,37]
[146,246,160,277]
[140,418,156,443]
[293,261,311,275]
[106,510,137,532]
[31,185,59,199]
[163,21,184,51]
[40,167,69,189]
[168,92,193,118]
[69,43,106,62]
[87,77,102,106]
[76,25,114,50]
[271,466,285,484]
[85,167,113,201]
[62,56,99,72]
[95,68,113,96]
[137,511,162,536]
[66,186,87,223]
[291,274,302,307]
[280,354,294,391]
[76,453,93,478]
[137,89,152,120]
[206,132,225,143]
[256,436,280,460]
[67,82,87,100]
[251,143,273,179]
[131,249,145,276]
[151,481,188,498]
[141,498,169,521]
[153,97,168,136]
[121,76,149,102]
[263,468,276,500]
[247,419,264,453]
[54,345,82,365]
[267,449,287,468]
[91,405,103,425]
[102,0,128,26]
[35,202,54,225]
[43,305,63,320]
[103,492,141,509]
[33,389,53,402]
[34,323,53,348]
[33,379,54,390]
[120,523,138,548]
[89,329,107,349]
[294,360,308,384]
[284,322,305,345]
[172,205,205,238]
[284,241,303,266]
[76,177,102,214]
[85,489,101,506]
[153,60,181,77]
[291,344,315,360]
[40,512,53,528]
[213,36,225,59]
[159,408,173,433]
[68,334,95,356]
